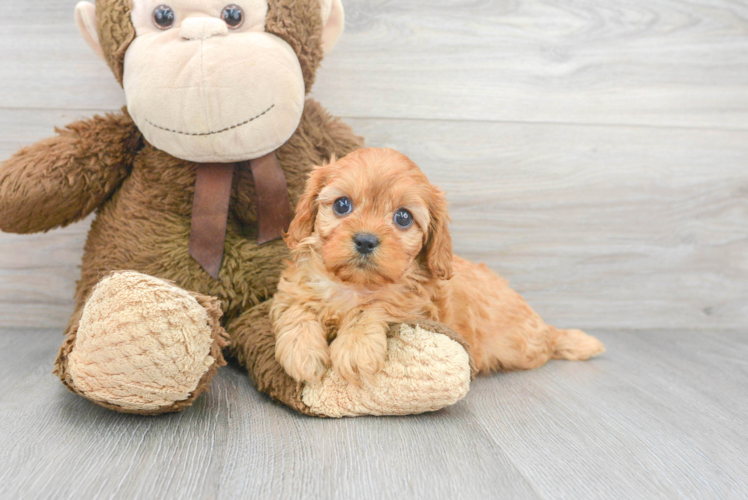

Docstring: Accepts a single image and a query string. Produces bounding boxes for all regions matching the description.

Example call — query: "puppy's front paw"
[275,323,330,384]
[330,330,387,386]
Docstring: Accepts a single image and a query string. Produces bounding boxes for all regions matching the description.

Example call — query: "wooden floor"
[1,0,747,498]
[0,328,746,499]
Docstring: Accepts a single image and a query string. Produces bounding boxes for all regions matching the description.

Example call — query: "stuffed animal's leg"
[228,302,474,418]
[54,271,228,415]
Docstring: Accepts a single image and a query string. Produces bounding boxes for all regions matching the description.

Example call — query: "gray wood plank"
[1,1,747,129]
[468,330,748,499]
[0,329,539,500]
[317,0,748,129]
[2,110,746,330]
[0,328,746,499]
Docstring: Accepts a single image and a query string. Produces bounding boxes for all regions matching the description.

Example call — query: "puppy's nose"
[353,233,380,255]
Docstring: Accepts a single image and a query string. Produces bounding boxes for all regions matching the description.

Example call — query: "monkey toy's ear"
[75,2,105,60]
[320,0,345,55]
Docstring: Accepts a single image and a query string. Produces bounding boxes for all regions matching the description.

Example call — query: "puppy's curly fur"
[271,148,605,385]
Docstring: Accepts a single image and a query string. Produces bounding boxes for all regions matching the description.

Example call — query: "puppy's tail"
[551,328,605,361]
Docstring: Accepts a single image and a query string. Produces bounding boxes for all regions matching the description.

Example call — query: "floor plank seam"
[2,106,748,134]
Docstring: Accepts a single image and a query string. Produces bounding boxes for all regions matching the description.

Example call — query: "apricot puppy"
[271,148,605,385]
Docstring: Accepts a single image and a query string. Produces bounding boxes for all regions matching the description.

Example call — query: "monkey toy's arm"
[0,110,141,234]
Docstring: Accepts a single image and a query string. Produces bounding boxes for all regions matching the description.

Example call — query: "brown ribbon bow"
[188,151,293,279]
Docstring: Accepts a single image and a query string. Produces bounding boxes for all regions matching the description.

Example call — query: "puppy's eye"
[222,4,244,28]
[333,197,353,216]
[394,208,414,228]
[153,5,176,30]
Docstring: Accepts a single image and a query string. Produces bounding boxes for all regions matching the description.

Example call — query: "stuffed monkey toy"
[0,0,473,417]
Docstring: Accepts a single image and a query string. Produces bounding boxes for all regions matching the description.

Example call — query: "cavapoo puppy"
[271,148,605,385]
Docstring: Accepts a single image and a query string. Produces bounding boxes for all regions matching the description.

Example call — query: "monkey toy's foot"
[301,322,474,417]
[57,272,228,414]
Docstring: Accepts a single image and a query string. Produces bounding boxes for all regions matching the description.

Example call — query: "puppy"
[271,148,605,385]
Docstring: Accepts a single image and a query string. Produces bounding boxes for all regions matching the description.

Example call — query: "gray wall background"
[1,0,746,331]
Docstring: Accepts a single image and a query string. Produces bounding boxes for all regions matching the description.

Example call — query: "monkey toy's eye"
[222,5,245,29]
[333,197,353,216]
[394,208,414,229]
[152,5,176,30]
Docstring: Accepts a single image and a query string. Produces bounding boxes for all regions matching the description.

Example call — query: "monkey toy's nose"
[180,17,229,41]
[353,233,380,255]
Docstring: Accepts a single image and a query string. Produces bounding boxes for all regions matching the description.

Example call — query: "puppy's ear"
[285,158,334,249]
[426,185,454,280]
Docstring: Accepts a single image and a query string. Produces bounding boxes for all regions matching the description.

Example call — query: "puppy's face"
[286,148,453,286]
[314,157,429,286]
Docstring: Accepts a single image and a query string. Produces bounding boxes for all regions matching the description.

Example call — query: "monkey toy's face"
[75,0,344,163]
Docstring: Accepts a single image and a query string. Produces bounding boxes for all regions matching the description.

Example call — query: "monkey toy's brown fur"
[0,0,465,415]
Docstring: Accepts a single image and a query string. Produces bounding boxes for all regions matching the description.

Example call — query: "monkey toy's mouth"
[144,104,275,137]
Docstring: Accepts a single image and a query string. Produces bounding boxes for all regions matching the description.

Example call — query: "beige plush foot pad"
[301,324,471,417]
[67,272,224,412]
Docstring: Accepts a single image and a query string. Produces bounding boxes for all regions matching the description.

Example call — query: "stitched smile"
[145,104,275,137]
